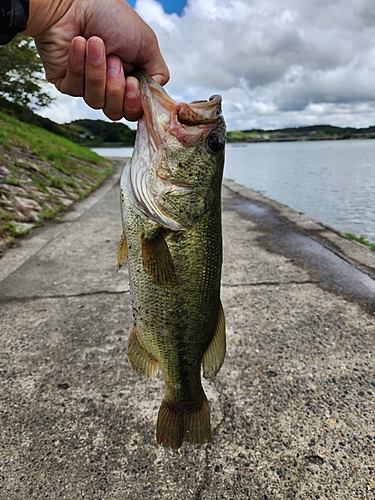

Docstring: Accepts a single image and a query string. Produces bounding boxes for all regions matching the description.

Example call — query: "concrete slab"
[0,161,374,499]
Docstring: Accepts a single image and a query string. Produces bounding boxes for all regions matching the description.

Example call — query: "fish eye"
[207,134,224,153]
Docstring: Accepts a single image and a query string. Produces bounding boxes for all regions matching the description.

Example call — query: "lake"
[92,139,375,244]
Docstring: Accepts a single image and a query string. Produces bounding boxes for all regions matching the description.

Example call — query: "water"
[92,140,375,244]
[225,140,375,243]
[92,146,134,158]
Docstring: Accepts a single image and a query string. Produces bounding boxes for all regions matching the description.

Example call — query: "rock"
[4,185,29,197]
[0,237,10,252]
[0,166,10,175]
[13,222,34,233]
[14,196,42,212]
[59,197,74,207]
[47,187,65,197]
[0,194,12,207]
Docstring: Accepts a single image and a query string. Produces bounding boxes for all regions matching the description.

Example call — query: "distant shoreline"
[227,124,375,143]
[229,136,375,143]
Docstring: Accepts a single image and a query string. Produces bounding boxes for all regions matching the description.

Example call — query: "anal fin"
[202,301,226,380]
[117,231,128,272]
[126,326,158,378]
[141,232,176,287]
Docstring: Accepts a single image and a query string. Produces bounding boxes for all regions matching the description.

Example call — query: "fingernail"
[125,78,139,98]
[126,88,138,98]
[88,38,105,65]
[107,57,122,76]
[72,37,85,61]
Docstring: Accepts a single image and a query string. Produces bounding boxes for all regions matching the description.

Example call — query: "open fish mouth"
[126,71,224,230]
[135,70,223,155]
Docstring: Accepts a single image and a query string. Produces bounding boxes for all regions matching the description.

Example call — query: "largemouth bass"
[119,71,226,449]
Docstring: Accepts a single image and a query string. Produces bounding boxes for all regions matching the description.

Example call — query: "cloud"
[135,0,375,129]
[38,83,120,125]
[38,0,375,130]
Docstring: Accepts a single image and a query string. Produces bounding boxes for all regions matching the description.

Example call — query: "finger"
[136,30,170,87]
[124,76,143,122]
[57,36,86,96]
[102,55,126,121]
[84,36,106,109]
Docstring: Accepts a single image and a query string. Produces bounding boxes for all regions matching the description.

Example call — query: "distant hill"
[227,124,375,142]
[67,118,136,146]
[0,98,136,146]
[2,98,375,146]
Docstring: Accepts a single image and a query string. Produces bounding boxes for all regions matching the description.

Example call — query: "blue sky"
[40,0,375,131]
[126,0,187,15]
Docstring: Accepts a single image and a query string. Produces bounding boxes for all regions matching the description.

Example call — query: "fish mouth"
[129,71,223,230]
[136,70,223,151]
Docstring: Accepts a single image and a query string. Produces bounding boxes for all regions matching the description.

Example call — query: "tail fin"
[156,395,211,449]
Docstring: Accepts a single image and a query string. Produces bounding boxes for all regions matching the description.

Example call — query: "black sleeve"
[0,0,30,45]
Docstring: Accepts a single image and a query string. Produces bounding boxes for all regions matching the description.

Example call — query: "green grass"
[0,219,29,239]
[0,110,108,170]
[345,233,375,251]
[53,161,72,176]
[65,178,77,189]
[33,206,60,227]
[227,130,263,141]
[5,178,21,186]
[33,177,48,192]
[48,176,64,190]
[0,110,114,245]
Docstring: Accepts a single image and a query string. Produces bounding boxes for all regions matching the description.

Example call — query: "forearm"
[22,0,75,38]
[0,0,75,43]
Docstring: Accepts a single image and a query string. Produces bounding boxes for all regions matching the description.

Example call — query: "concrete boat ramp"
[0,160,374,499]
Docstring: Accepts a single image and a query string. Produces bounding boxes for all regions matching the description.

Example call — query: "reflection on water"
[225,140,375,243]
[92,140,375,243]
[91,146,134,158]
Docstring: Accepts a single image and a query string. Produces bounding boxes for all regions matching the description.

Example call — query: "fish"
[118,70,226,449]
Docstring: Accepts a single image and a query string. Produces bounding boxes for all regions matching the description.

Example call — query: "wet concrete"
[224,191,375,313]
[0,161,374,499]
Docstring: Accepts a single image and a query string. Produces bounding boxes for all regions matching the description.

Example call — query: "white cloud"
[38,83,124,125]
[38,0,375,131]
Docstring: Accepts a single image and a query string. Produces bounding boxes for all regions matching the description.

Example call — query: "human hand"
[23,0,169,121]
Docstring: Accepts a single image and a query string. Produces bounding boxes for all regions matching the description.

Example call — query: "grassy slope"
[0,111,106,167]
[0,98,136,146]
[0,111,113,247]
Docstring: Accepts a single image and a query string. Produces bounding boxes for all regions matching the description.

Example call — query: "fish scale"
[119,70,226,449]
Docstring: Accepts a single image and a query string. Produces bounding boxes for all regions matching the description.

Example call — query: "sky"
[38,0,375,131]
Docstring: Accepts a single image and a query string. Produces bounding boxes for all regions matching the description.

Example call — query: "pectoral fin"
[141,232,176,287]
[117,231,128,272]
[127,326,158,378]
[202,302,226,380]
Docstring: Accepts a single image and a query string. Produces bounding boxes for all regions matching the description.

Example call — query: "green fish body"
[119,71,226,449]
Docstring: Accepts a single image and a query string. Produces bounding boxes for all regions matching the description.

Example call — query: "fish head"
[128,70,226,230]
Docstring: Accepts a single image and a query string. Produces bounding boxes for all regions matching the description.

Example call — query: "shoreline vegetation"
[0,110,113,253]
[227,124,375,143]
[345,234,375,251]
[0,97,136,147]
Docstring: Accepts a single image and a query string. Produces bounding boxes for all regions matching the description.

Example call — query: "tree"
[0,35,53,109]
